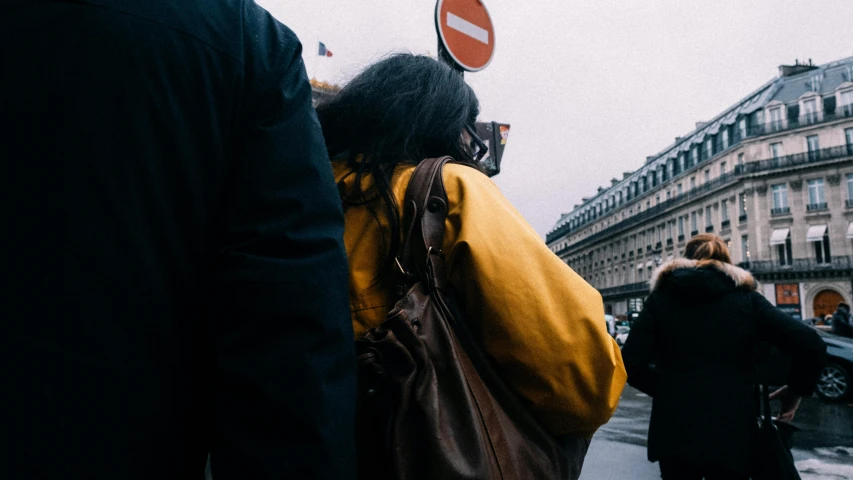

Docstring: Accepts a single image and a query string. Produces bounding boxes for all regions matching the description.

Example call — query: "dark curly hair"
[316,53,481,272]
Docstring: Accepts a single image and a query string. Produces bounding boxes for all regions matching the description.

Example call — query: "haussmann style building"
[546,57,853,322]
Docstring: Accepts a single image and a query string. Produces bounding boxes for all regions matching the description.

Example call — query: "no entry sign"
[435,0,495,72]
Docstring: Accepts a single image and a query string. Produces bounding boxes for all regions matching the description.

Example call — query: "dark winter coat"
[1,1,355,479]
[621,259,826,475]
[832,305,853,338]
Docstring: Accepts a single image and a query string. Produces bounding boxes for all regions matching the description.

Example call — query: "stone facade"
[546,57,853,320]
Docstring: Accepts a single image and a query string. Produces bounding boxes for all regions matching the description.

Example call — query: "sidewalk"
[579,437,659,480]
[580,437,853,480]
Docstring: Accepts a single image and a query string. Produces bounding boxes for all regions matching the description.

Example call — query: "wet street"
[581,385,853,480]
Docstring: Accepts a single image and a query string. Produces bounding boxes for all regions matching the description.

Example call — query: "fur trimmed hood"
[649,258,756,293]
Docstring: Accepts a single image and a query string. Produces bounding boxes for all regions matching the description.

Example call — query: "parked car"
[615,326,630,348]
[815,329,853,401]
[605,314,616,337]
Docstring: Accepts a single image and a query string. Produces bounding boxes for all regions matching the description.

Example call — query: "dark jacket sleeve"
[621,295,660,397]
[752,293,826,396]
[208,4,355,479]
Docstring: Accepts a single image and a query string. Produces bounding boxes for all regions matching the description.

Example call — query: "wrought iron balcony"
[721,219,730,228]
[746,109,853,137]
[807,202,828,211]
[548,145,852,250]
[739,214,748,223]
[738,256,853,275]
[771,207,790,215]
[598,281,650,299]
[705,225,714,232]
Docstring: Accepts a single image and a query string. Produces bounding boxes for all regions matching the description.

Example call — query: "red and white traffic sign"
[435,0,495,72]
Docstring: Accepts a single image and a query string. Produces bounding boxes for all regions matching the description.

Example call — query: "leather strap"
[397,157,453,291]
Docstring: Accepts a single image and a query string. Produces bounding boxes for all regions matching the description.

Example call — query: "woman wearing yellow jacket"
[316,54,625,441]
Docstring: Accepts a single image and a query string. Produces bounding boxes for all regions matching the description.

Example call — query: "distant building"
[546,57,853,321]
[310,78,339,106]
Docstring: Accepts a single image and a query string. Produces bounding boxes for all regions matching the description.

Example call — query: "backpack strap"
[397,157,453,292]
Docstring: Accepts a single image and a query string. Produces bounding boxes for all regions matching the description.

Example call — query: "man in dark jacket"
[832,303,853,338]
[621,235,826,479]
[0,1,355,479]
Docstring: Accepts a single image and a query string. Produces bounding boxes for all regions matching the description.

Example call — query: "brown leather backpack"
[355,157,586,479]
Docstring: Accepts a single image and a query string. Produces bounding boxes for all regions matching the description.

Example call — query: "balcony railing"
[721,219,730,228]
[598,281,650,298]
[734,145,852,176]
[746,109,853,137]
[705,225,714,232]
[739,256,853,275]
[548,145,853,250]
[807,202,828,211]
[739,214,748,223]
[771,207,790,215]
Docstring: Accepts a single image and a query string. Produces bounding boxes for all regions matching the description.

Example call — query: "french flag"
[318,42,333,57]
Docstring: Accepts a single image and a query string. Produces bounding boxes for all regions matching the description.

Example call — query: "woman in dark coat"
[621,234,826,479]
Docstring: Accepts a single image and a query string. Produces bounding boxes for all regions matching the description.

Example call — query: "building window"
[721,129,729,150]
[678,216,685,237]
[690,177,696,190]
[777,235,792,266]
[737,153,744,166]
[814,230,832,264]
[807,179,826,210]
[803,98,819,124]
[652,171,658,187]
[704,169,710,183]
[741,235,750,263]
[721,199,729,222]
[739,192,748,220]
[706,138,714,159]
[738,118,747,139]
[841,90,853,116]
[677,183,683,195]
[770,142,782,159]
[806,135,820,161]
[845,128,853,154]
[769,107,783,131]
[690,211,698,234]
[721,161,727,176]
[771,184,789,214]
[705,205,713,229]
[691,147,699,166]
[847,173,853,205]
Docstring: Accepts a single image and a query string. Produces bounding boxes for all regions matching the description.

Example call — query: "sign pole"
[438,40,464,76]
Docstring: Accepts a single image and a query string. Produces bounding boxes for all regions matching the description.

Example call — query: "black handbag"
[751,367,801,480]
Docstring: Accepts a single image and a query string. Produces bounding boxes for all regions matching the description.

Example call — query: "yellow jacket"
[334,161,626,436]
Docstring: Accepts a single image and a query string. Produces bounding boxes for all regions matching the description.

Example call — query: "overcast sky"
[258,0,853,237]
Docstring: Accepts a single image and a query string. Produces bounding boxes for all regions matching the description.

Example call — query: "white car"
[615,326,630,348]
[605,314,616,337]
